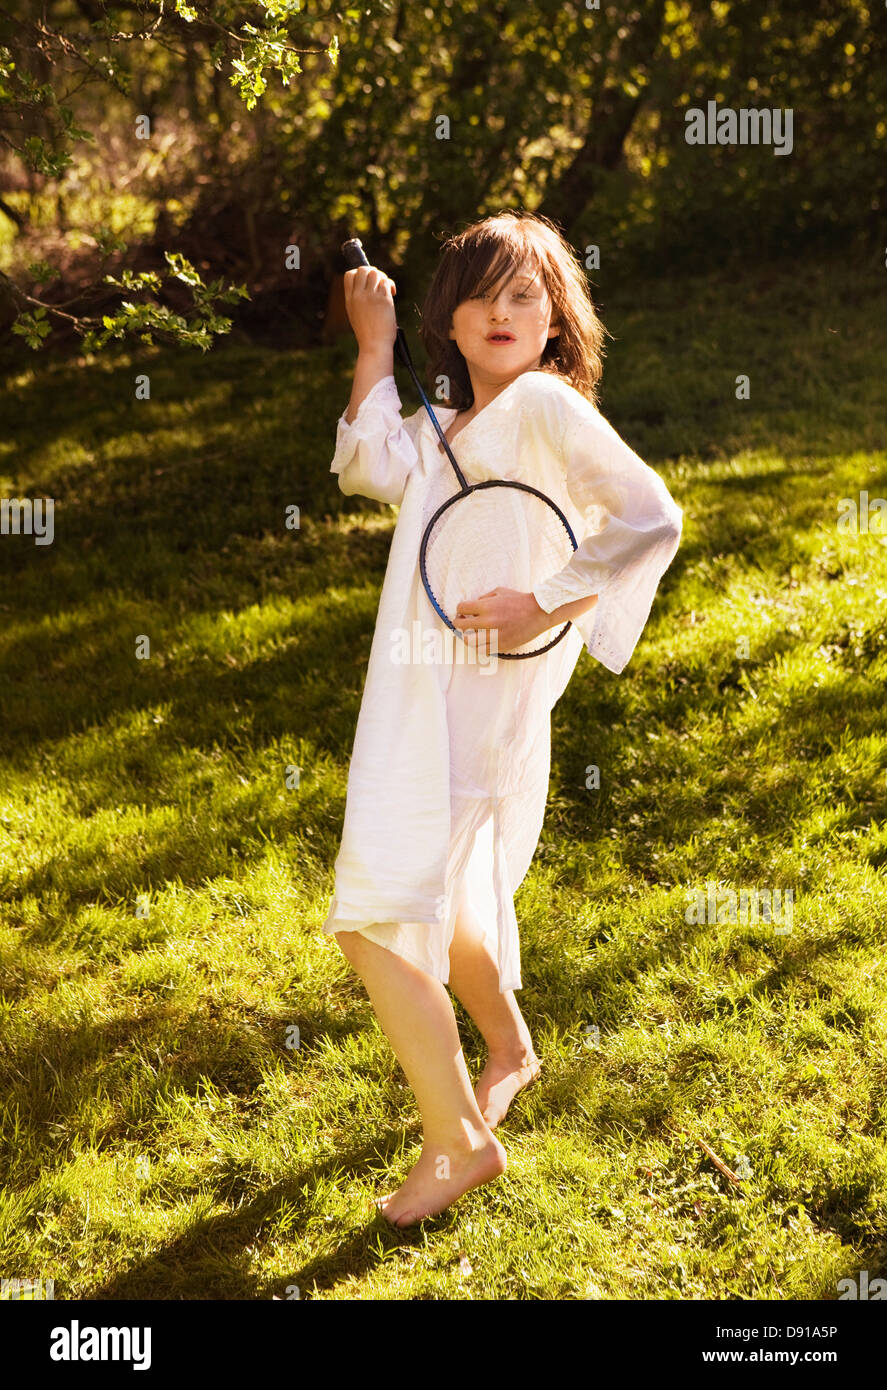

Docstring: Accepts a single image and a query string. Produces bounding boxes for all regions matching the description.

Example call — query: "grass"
[1,249,887,1299]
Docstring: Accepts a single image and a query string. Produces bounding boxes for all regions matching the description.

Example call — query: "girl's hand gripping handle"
[341,238,398,357]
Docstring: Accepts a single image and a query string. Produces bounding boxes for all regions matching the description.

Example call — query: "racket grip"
[342,238,370,270]
[341,235,410,373]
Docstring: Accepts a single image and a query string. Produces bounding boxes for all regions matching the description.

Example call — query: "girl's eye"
[470,291,532,301]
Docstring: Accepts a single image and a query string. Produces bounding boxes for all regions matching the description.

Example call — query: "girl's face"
[448,257,560,384]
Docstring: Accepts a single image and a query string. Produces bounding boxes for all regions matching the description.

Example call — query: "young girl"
[322,211,682,1228]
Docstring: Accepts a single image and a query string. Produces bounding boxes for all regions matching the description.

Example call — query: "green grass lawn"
[1,250,886,1299]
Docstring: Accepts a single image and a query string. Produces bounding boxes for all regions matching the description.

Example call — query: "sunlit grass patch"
[2,253,886,1299]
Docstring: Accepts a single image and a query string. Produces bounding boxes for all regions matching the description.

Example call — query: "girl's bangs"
[457,232,544,303]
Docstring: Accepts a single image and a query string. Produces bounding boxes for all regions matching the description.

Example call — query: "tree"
[1,0,883,356]
[0,0,339,351]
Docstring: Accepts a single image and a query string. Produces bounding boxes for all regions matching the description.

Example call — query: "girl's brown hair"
[419,210,607,411]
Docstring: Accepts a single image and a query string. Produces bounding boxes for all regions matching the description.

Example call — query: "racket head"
[419,479,579,660]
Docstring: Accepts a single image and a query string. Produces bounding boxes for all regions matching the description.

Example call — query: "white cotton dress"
[320,369,683,992]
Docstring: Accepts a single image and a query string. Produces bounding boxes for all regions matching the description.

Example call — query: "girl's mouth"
[486,334,515,344]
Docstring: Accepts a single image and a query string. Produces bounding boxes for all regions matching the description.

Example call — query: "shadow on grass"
[4,424,885,914]
[0,994,378,1180]
[86,1121,443,1301]
[4,616,885,956]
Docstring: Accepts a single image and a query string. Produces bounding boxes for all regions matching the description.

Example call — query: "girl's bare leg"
[446,887,542,1128]
[334,928,506,1227]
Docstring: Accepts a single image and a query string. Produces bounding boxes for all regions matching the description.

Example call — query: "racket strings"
[422,483,576,657]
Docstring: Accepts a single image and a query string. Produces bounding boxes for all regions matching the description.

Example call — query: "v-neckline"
[431,372,531,456]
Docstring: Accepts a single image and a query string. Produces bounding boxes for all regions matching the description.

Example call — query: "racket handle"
[341,237,369,270]
[341,235,411,375]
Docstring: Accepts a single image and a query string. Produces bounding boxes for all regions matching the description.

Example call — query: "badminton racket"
[341,237,578,658]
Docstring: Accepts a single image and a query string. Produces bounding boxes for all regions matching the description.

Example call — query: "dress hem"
[322,914,522,994]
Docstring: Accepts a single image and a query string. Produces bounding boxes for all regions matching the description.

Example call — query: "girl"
[322,211,682,1228]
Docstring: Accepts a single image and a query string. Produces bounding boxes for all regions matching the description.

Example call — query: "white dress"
[320,369,683,992]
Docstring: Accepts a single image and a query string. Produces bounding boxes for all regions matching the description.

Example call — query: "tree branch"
[0,196,24,228]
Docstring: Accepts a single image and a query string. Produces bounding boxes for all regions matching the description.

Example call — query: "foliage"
[0,0,338,349]
[0,2,884,353]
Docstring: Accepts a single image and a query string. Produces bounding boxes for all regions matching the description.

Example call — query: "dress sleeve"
[330,374,420,505]
[531,398,683,675]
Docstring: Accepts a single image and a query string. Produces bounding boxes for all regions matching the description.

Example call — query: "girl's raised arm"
[343,265,398,423]
[330,265,420,505]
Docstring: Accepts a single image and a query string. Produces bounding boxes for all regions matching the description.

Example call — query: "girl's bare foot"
[372,1131,507,1228]
[474,1047,542,1129]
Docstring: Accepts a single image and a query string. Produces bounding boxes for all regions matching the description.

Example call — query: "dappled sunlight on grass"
[2,254,887,1298]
